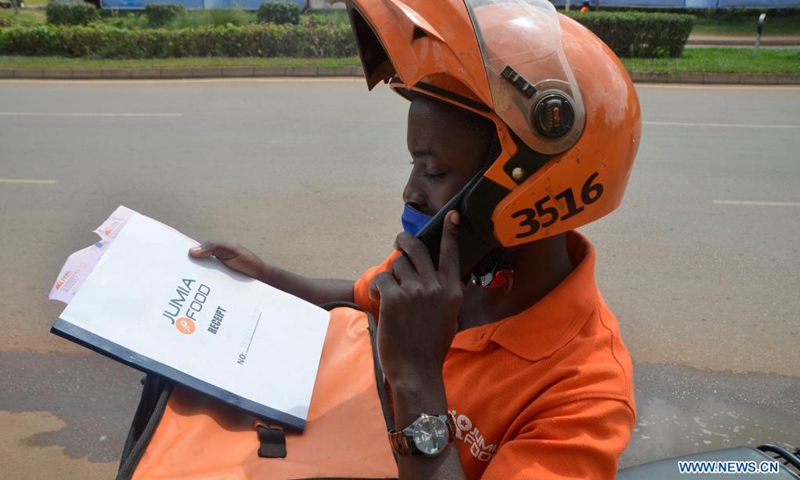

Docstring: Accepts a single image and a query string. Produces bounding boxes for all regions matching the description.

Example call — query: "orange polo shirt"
[353,231,635,480]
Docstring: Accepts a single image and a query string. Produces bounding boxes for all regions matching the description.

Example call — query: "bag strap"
[116,375,174,480]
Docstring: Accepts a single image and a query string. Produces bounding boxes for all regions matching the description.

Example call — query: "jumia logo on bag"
[162,278,211,335]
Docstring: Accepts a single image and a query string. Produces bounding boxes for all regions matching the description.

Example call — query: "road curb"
[0,66,797,84]
[687,37,800,47]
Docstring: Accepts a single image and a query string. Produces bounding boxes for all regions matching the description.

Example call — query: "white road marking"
[636,84,800,91]
[714,200,800,207]
[0,179,58,184]
[645,121,799,129]
[120,77,363,84]
[0,112,182,117]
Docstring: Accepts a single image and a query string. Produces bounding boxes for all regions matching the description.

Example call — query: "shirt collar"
[450,231,599,362]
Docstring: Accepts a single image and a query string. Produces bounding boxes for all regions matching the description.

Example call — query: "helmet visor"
[464,0,585,154]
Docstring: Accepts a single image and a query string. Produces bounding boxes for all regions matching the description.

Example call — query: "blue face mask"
[401,204,434,235]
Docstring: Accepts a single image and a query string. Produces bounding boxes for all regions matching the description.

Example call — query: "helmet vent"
[501,66,536,99]
[412,26,428,41]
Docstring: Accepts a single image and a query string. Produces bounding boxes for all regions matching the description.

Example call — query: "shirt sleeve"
[477,397,635,480]
[353,250,402,319]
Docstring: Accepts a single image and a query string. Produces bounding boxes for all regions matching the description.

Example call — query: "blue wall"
[100,0,306,10]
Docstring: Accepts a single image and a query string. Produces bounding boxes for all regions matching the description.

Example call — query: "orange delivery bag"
[115,303,399,480]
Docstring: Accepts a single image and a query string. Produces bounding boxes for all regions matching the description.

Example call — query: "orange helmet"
[347,0,641,273]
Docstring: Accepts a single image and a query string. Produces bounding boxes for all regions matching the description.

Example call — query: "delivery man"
[190,0,642,478]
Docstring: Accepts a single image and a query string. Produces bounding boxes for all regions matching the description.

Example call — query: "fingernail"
[189,246,202,253]
[450,211,461,225]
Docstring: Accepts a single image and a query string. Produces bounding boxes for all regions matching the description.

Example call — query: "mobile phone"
[414,174,501,280]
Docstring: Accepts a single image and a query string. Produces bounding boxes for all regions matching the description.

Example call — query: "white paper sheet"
[51,209,330,430]
[49,205,136,304]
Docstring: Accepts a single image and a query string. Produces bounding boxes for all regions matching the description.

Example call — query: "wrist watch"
[389,413,456,457]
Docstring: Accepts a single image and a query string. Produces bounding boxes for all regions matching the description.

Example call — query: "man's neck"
[458,233,574,331]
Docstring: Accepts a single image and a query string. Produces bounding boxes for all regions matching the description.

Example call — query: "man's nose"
[402,175,427,210]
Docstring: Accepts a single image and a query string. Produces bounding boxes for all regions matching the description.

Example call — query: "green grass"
[1,49,797,75]
[691,15,800,36]
[0,8,45,27]
[0,55,361,69]
[621,48,800,74]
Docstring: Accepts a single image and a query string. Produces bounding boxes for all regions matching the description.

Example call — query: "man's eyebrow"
[411,148,437,159]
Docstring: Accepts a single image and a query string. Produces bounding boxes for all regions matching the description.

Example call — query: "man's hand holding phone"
[370,210,464,387]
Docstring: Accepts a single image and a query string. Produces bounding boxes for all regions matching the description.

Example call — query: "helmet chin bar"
[457,133,558,275]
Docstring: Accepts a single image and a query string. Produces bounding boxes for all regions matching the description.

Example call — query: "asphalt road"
[1,79,799,478]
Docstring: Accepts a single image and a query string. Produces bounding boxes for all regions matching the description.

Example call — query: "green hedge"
[0,24,357,58]
[145,4,188,28]
[565,11,693,58]
[1,12,691,60]
[46,3,100,27]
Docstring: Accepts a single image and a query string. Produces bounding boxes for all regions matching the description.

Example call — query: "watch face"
[413,415,449,455]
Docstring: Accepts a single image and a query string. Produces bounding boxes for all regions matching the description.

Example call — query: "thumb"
[368,278,381,302]
[189,241,238,261]
[189,243,214,258]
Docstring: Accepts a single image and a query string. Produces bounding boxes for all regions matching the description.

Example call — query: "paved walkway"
[687,34,800,47]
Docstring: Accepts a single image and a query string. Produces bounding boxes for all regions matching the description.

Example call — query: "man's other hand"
[189,241,268,283]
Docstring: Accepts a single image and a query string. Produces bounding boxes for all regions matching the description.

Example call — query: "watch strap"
[388,413,456,457]
[388,426,415,456]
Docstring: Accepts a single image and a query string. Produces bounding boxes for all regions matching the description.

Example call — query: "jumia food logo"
[162,278,211,335]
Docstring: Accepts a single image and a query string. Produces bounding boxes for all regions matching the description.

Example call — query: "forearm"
[391,375,468,480]
[259,264,354,305]
[374,220,466,479]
